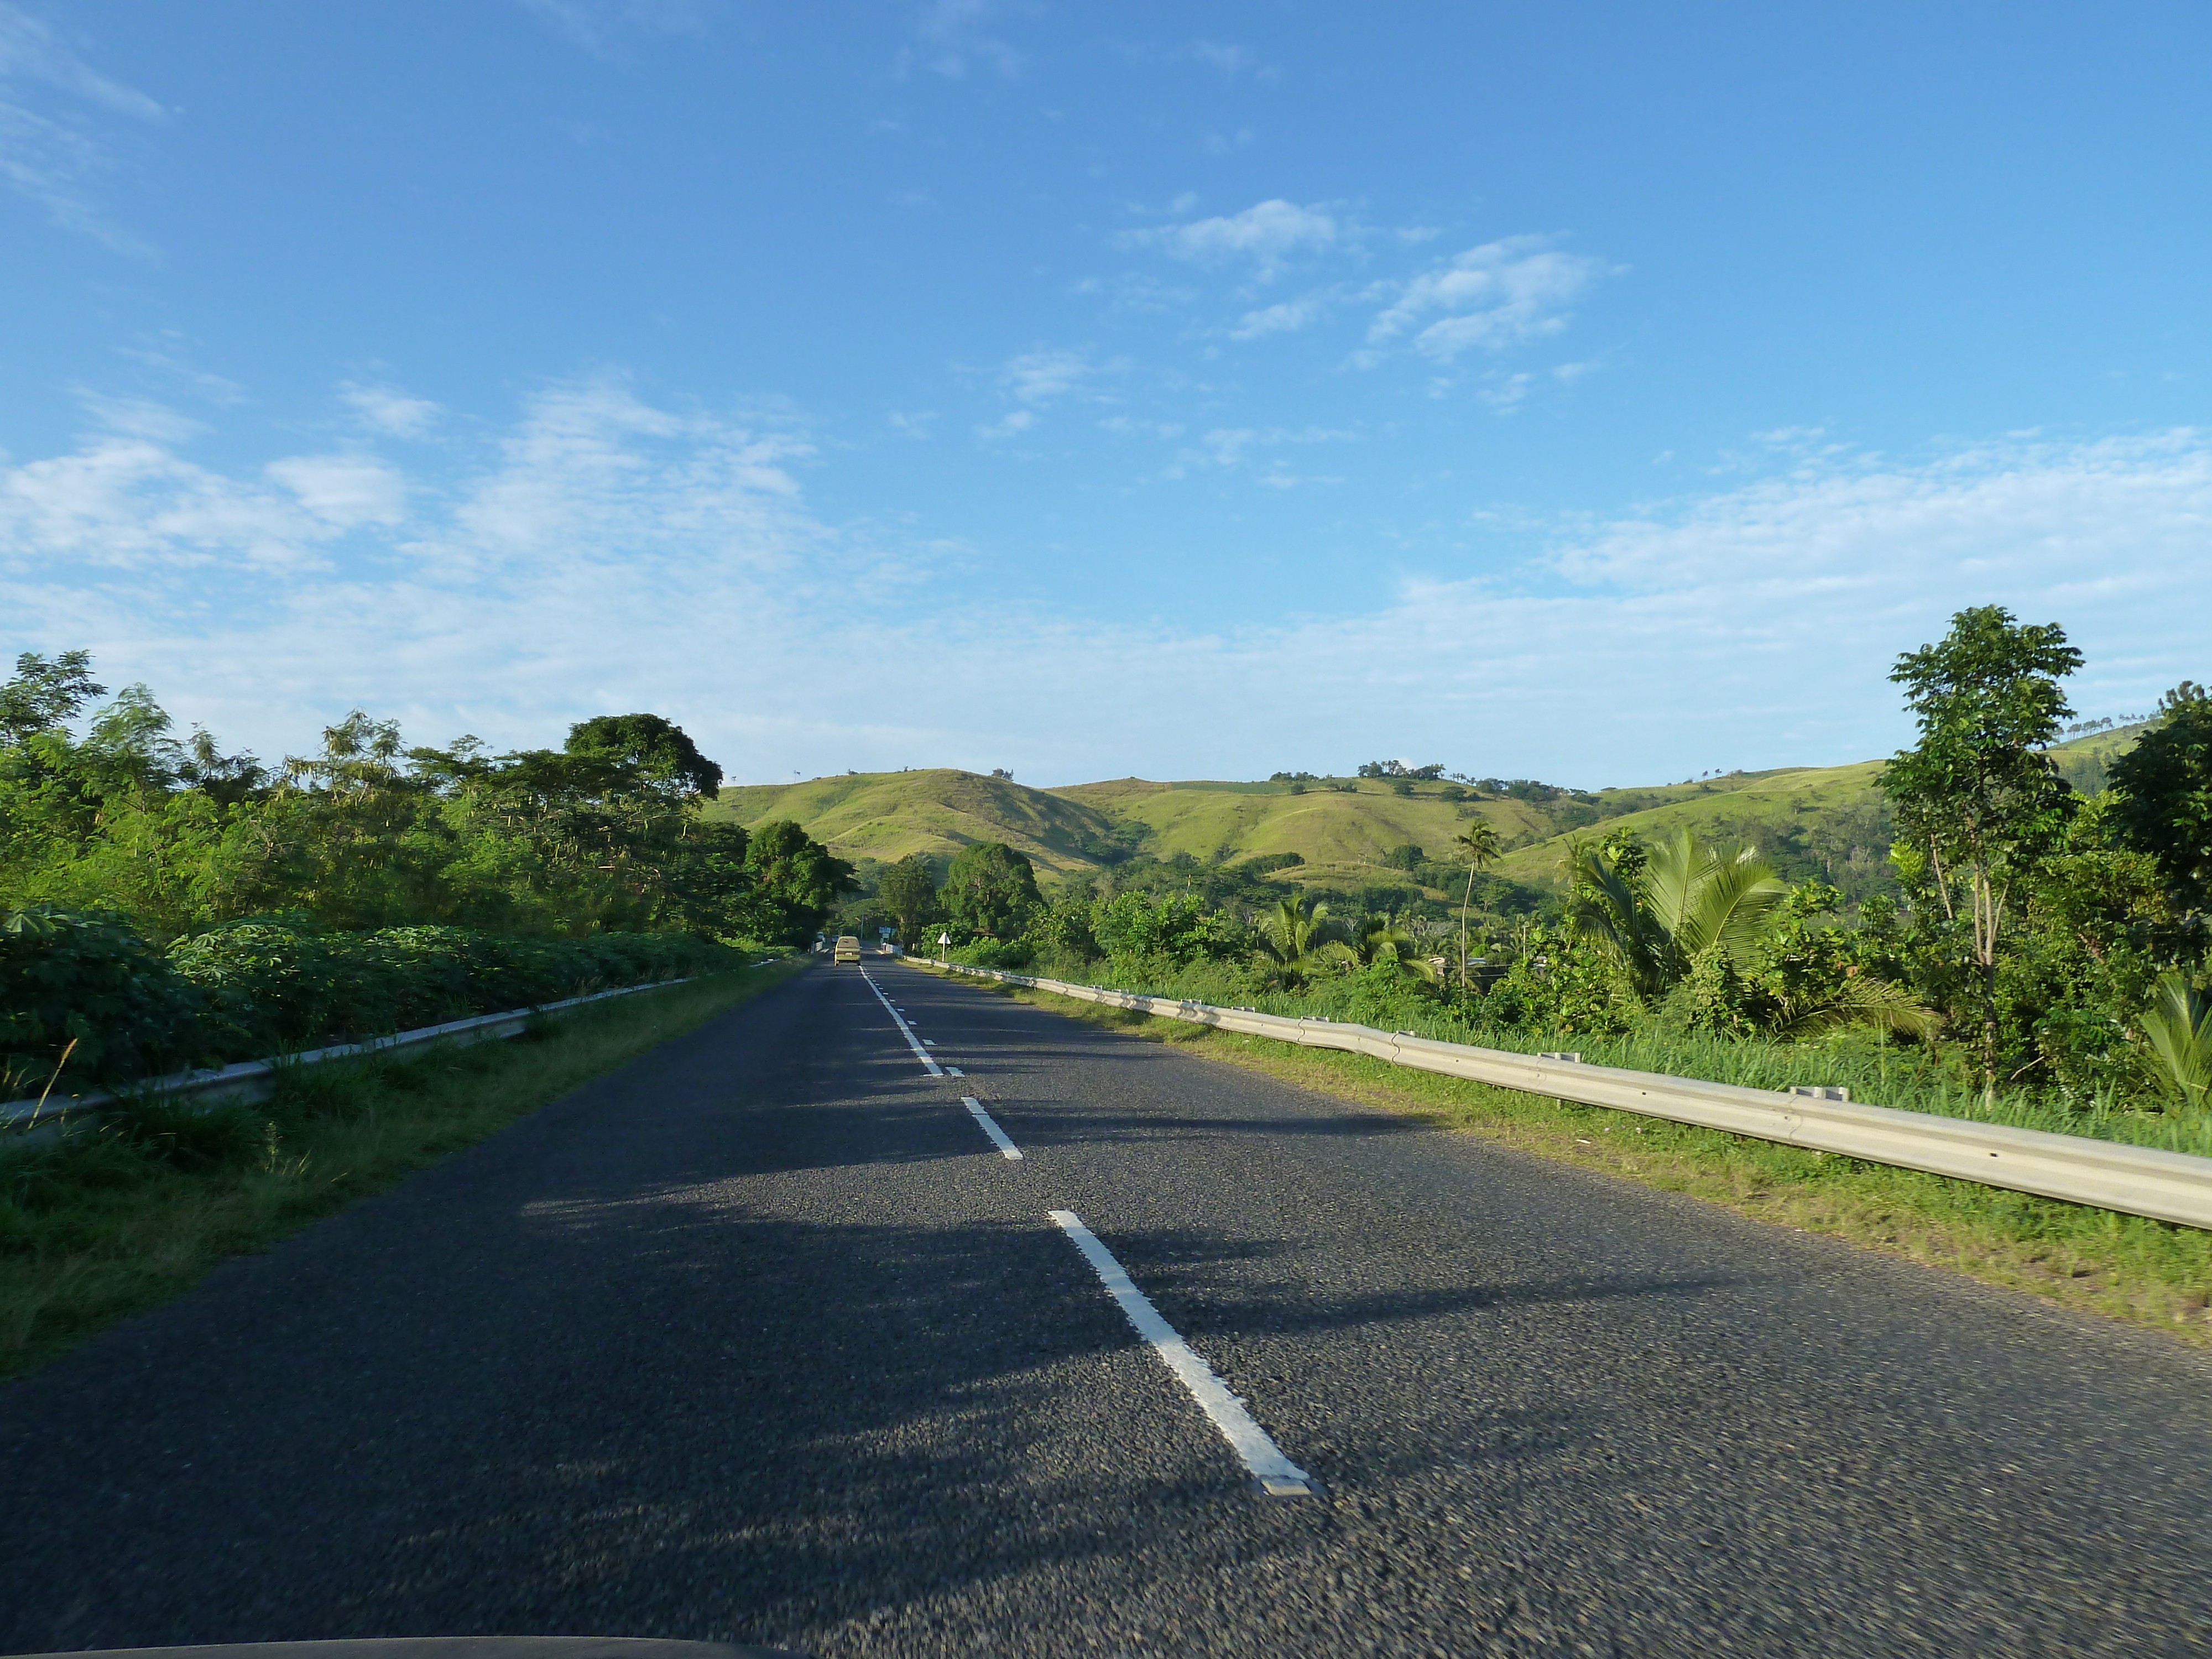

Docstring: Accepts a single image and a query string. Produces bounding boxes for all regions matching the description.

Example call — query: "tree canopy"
[941,841,1041,938]
[0,652,839,948]
[2109,682,2212,921]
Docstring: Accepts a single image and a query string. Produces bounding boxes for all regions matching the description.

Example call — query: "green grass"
[909,963,2212,1345]
[709,768,1119,874]
[0,961,804,1381]
[1008,953,2210,1154]
[1050,776,1554,874]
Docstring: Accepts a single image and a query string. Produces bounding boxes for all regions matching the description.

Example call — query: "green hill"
[1048,776,1554,888]
[1491,762,1891,894]
[707,769,1125,875]
[712,721,2156,904]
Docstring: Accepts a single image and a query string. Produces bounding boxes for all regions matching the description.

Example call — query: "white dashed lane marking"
[962,1096,1022,1160]
[1050,1210,1319,1499]
[860,969,942,1076]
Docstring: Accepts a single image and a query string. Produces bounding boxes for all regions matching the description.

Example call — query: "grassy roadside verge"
[0,960,805,1382]
[905,963,2212,1346]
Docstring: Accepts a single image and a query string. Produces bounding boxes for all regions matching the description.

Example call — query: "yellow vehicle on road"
[832,935,863,964]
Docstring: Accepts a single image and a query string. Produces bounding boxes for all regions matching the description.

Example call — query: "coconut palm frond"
[1776,973,1944,1041]
[2141,971,2212,1111]
[1453,821,1501,864]
[1636,830,1713,947]
[1689,846,1791,964]
[1260,895,1346,966]
[1565,839,1670,997]
[1340,915,1437,979]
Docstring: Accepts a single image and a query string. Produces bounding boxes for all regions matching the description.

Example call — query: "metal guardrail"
[1,978,697,1136]
[916,959,2212,1232]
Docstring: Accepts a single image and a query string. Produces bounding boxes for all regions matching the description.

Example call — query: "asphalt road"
[4,961,2210,1658]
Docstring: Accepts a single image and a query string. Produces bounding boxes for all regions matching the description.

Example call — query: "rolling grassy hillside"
[707,769,1123,875]
[1049,777,1553,890]
[713,721,2154,901]
[1485,721,2151,894]
[1491,763,1888,891]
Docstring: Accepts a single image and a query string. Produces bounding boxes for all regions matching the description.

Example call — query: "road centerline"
[1049,1209,1319,1500]
[962,1096,1023,1160]
[860,968,943,1076]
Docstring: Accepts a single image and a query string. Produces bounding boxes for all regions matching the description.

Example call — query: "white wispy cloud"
[975,349,1109,441]
[513,0,707,56]
[4,434,337,575]
[1122,198,1337,280]
[1368,236,1611,361]
[265,455,409,528]
[976,408,1035,442]
[7,389,2208,787]
[0,2,163,254]
[341,382,444,439]
[1001,348,1095,405]
[911,0,1022,80]
[1182,40,1255,75]
[1229,291,1335,340]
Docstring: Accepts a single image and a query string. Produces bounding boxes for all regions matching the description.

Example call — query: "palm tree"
[1452,820,1501,998]
[1327,914,1439,982]
[1772,971,1944,1041]
[1568,828,1787,998]
[1569,828,1937,1038]
[2142,971,2212,1111]
[1259,894,1347,982]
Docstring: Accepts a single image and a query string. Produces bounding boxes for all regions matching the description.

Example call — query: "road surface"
[3,962,2208,1657]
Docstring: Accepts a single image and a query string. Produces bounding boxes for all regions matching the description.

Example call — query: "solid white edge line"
[1048,1209,1317,1499]
[860,969,944,1076]
[962,1095,1023,1160]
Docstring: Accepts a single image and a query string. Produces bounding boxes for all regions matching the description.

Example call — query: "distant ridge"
[709,721,2152,897]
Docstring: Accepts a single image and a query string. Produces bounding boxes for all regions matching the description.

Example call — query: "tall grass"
[991,951,2212,1160]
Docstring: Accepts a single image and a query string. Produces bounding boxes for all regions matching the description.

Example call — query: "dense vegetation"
[879,608,2211,1129]
[1,652,852,1094]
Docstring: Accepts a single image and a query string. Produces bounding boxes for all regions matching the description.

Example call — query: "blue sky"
[3,1,2208,788]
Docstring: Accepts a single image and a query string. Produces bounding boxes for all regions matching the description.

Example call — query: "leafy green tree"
[1746,882,1939,1041]
[1483,922,1636,1036]
[0,651,105,747]
[742,819,856,944]
[1090,889,1233,966]
[1327,914,1437,981]
[2107,682,2212,924]
[1880,606,2083,1087]
[1026,891,1098,959]
[942,841,1040,938]
[876,853,941,945]
[564,713,723,798]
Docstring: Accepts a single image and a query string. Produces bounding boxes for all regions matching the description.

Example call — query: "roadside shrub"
[1,907,210,1089]
[168,921,352,1052]
[952,938,1036,971]
[4,912,743,1096]
[1343,962,1439,1031]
